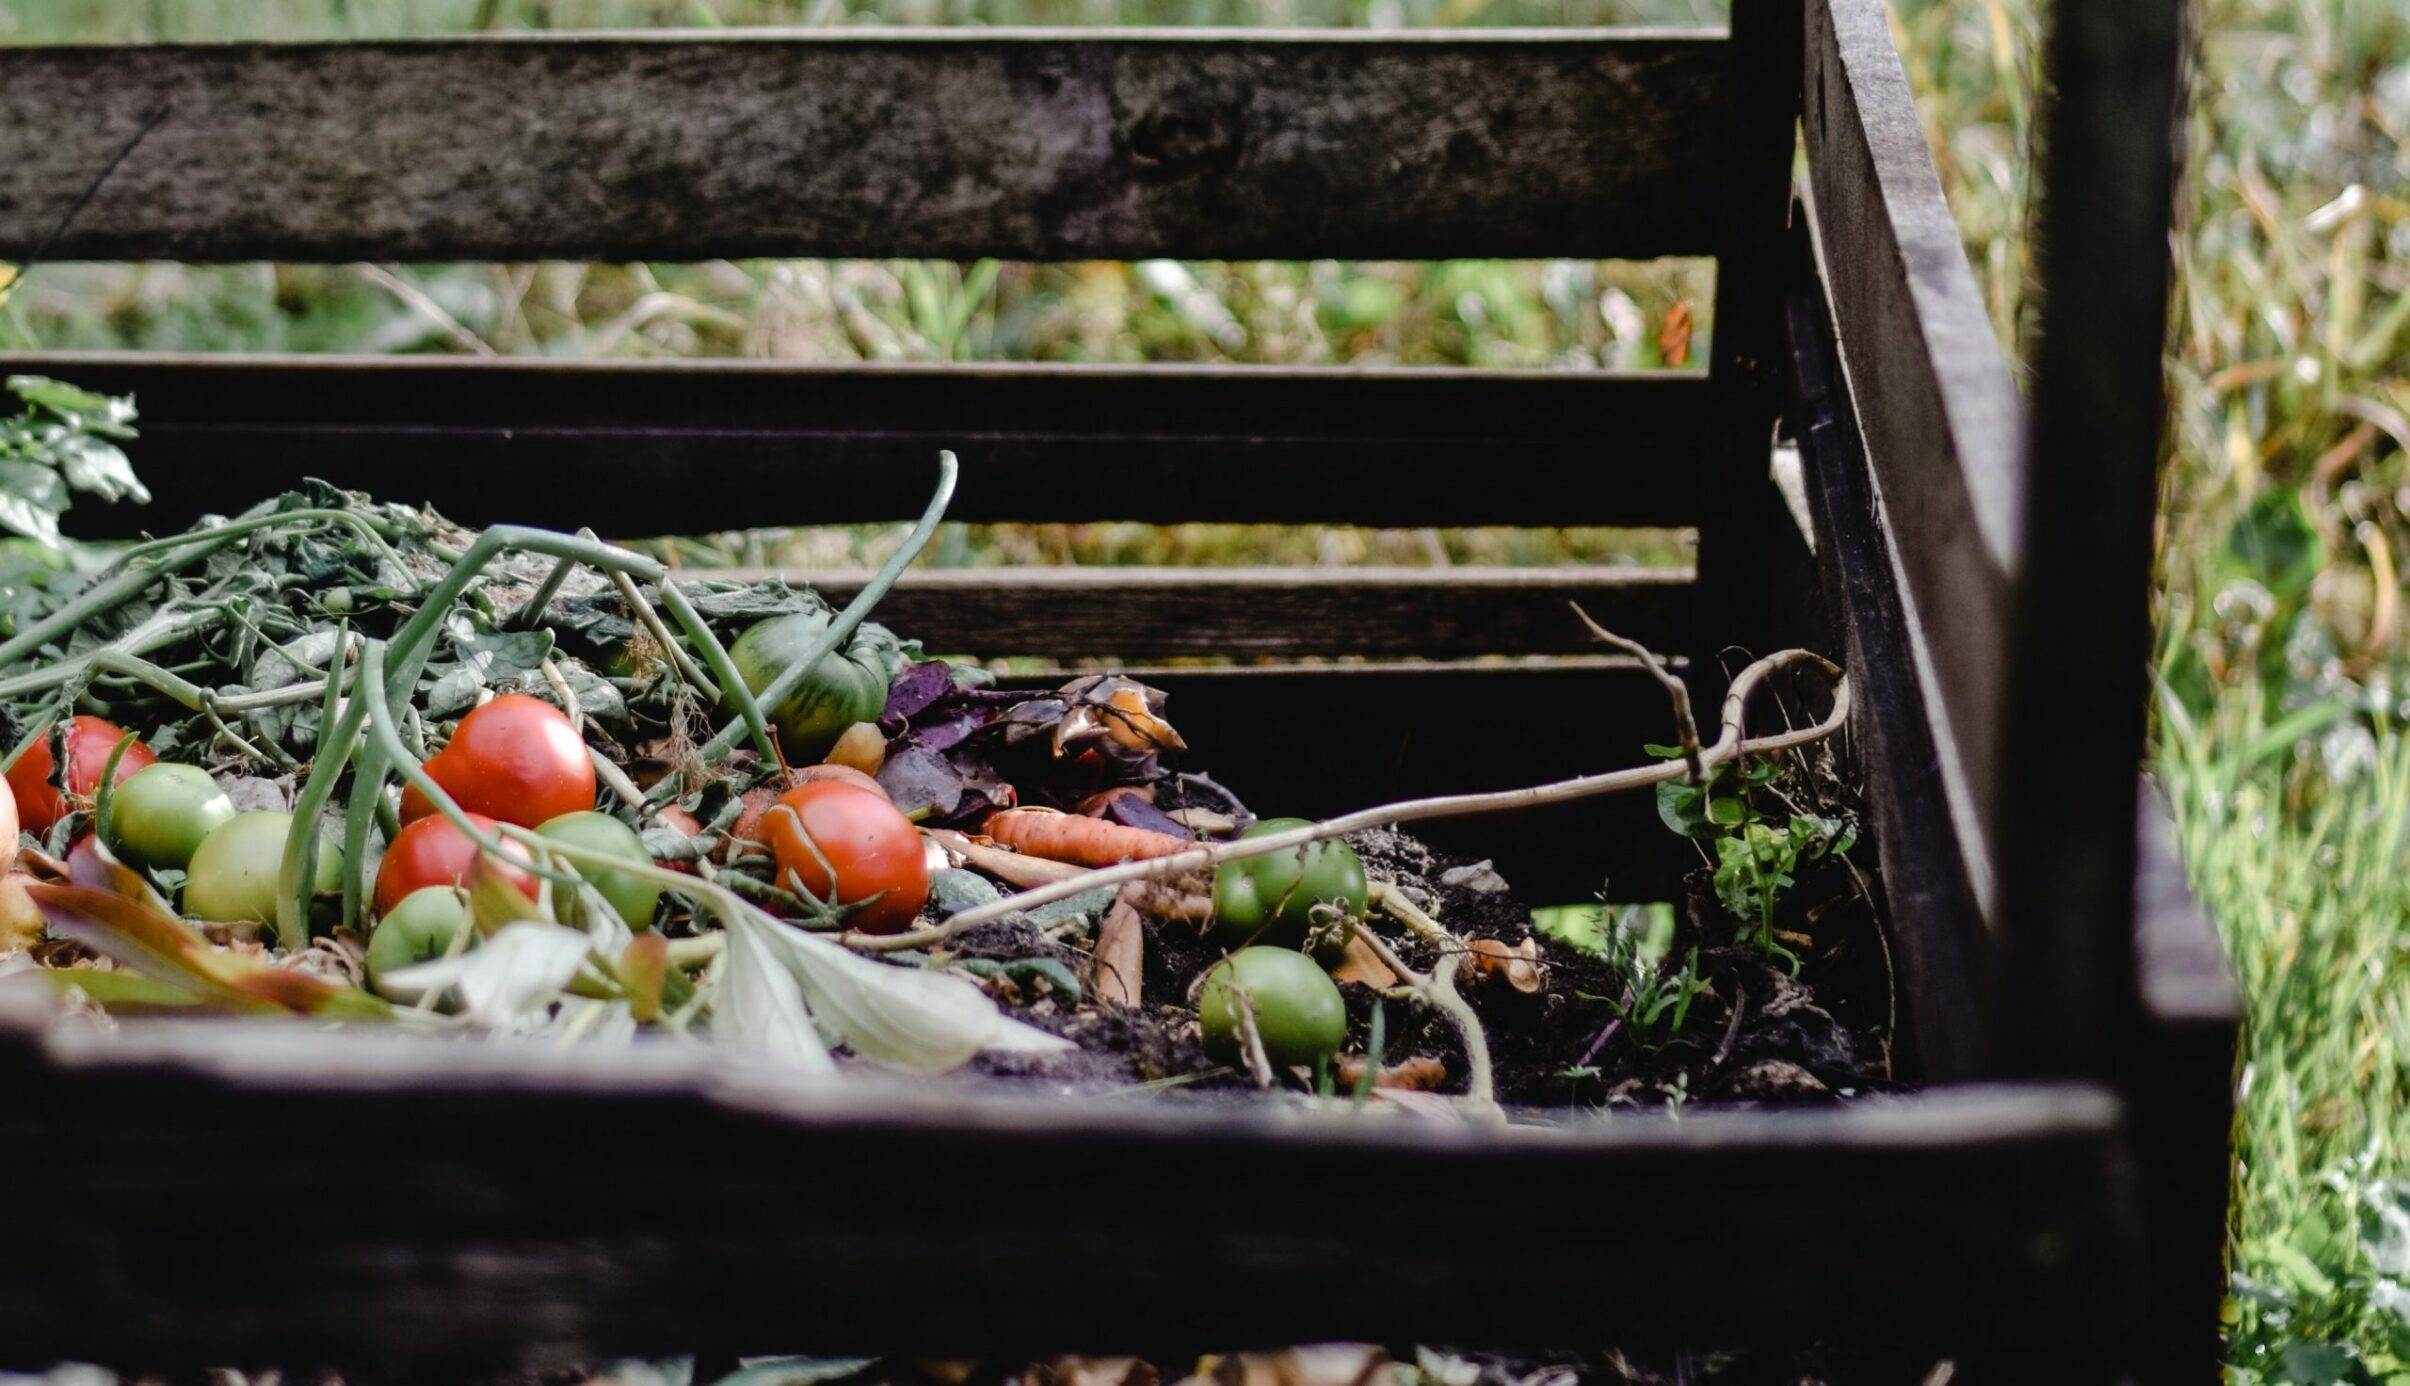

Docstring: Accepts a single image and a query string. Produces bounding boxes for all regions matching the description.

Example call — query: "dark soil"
[955,813,1896,1113]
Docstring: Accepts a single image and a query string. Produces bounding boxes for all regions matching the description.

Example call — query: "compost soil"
[962,817,1894,1112]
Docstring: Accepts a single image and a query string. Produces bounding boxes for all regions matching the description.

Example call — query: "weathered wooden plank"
[1992,0,2188,1081]
[0,995,2139,1371]
[2125,787,2241,1379]
[0,30,1727,263]
[0,352,1710,534]
[689,564,1694,660]
[1040,660,1694,901]
[1783,255,1989,1084]
[1694,0,1806,664]
[1801,0,2026,924]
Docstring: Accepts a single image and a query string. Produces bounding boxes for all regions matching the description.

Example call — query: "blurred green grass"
[6,0,2410,1375]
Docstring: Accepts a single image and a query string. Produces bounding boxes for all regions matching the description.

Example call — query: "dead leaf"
[621,933,669,1022]
[1463,936,1544,994]
[1658,298,1694,367]
[1330,933,1399,990]
[1334,1054,1448,1092]
[1090,893,1145,1008]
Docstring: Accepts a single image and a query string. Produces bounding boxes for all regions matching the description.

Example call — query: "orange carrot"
[982,808,1189,868]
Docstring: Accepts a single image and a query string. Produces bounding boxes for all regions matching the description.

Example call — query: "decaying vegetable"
[399,693,595,829]
[729,609,908,763]
[1199,946,1347,1070]
[1211,817,1367,951]
[185,810,338,926]
[7,715,155,834]
[536,810,660,929]
[365,885,471,989]
[105,762,234,871]
[762,780,929,934]
[0,445,1871,1110]
[983,807,1189,868]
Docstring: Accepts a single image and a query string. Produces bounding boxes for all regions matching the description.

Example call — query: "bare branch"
[866,647,1847,952]
[1570,601,1703,784]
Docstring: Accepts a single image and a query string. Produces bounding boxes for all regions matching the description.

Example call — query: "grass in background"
[6,0,2410,1375]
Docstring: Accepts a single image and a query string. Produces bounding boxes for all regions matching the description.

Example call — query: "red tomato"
[6,716,158,834]
[398,695,594,829]
[762,781,929,934]
[374,811,541,916]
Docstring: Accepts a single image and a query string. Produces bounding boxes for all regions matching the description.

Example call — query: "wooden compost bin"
[0,1,2236,1378]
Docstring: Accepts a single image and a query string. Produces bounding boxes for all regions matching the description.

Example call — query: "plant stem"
[1354,915,1495,1111]
[696,451,958,764]
[885,648,1849,948]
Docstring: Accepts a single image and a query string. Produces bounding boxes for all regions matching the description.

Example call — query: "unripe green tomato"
[366,885,471,988]
[106,763,235,870]
[1212,818,1369,950]
[536,810,661,929]
[1198,946,1348,1068]
[185,810,340,925]
[727,611,904,763]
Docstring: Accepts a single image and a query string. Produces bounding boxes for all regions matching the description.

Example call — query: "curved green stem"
[97,507,408,580]
[698,450,958,764]
[654,578,776,760]
[356,641,582,894]
[276,656,372,952]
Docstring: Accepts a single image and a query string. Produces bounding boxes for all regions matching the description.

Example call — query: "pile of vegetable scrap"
[0,462,1885,1113]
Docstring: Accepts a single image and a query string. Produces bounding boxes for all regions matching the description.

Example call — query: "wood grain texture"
[1043,659,1696,901]
[0,993,2140,1372]
[0,352,1711,534]
[0,30,1727,263]
[690,564,1694,659]
[1784,259,1989,1084]
[1802,0,2026,923]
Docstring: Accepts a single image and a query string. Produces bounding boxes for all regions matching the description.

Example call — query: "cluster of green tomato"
[102,756,657,990]
[1198,817,1373,1072]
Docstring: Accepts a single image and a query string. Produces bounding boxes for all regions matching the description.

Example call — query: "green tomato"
[366,885,471,988]
[185,810,341,925]
[106,763,235,870]
[536,810,661,929]
[727,611,906,763]
[1198,946,1348,1068]
[1212,818,1369,950]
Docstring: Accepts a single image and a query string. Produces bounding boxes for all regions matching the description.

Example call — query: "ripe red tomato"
[6,716,159,834]
[398,694,594,829]
[374,811,541,916]
[762,781,929,934]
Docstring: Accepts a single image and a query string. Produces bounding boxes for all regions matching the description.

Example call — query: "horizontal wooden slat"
[0,995,2142,1370]
[1802,0,2026,922]
[0,353,1710,532]
[690,565,1694,659]
[1043,659,1690,900]
[1784,264,1988,1085]
[0,29,1726,263]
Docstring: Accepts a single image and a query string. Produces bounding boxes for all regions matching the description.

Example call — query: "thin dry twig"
[1354,915,1495,1113]
[892,648,1846,951]
[1570,603,1703,784]
[1230,989,1277,1089]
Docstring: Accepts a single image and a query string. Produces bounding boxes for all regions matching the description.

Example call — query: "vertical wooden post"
[1696,0,1807,671]
[1995,0,2188,1076]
